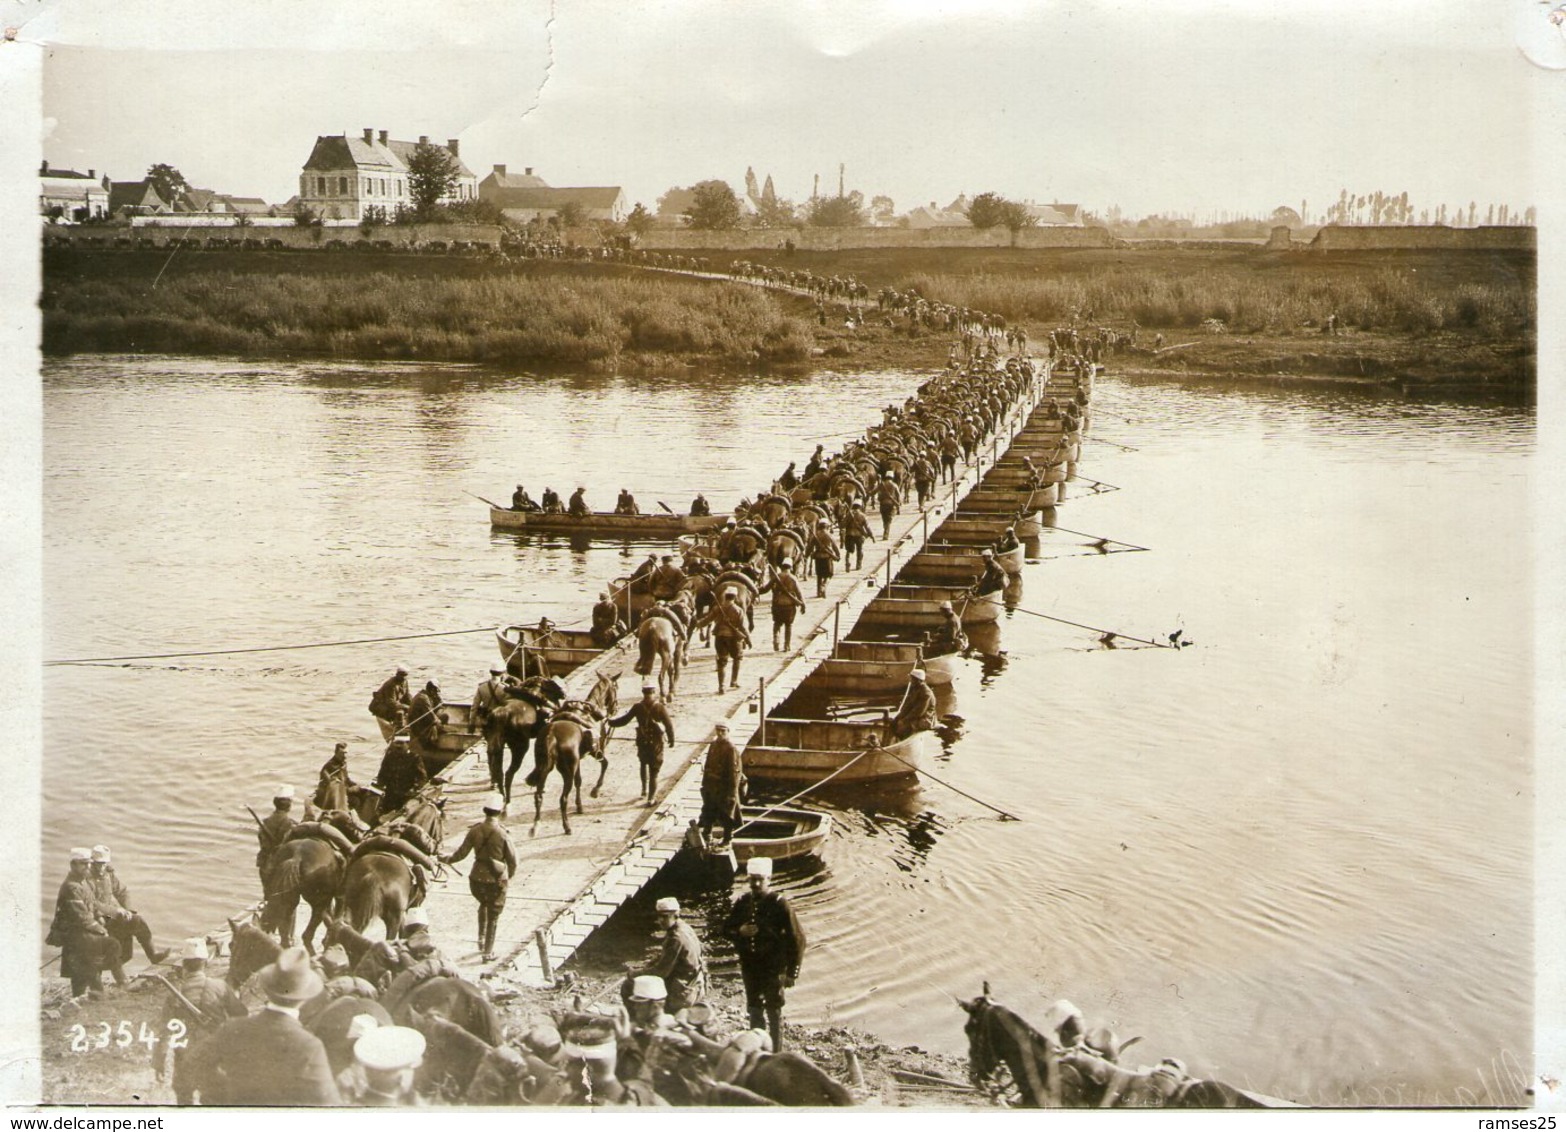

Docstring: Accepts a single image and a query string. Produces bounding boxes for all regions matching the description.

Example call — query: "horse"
[388,975,502,1046]
[959,983,1266,1109]
[634,610,683,699]
[490,677,566,804]
[225,918,282,989]
[261,835,345,952]
[341,850,418,940]
[714,569,762,631]
[525,671,619,837]
[740,1052,856,1106]
[389,791,446,854]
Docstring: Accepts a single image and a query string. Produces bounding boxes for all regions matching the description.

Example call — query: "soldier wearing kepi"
[442,792,517,961]
[313,742,355,812]
[472,665,512,792]
[592,590,625,647]
[609,682,677,805]
[759,558,807,652]
[197,946,341,1105]
[353,1025,426,1106]
[693,588,752,692]
[626,897,707,1015]
[369,665,412,735]
[722,857,806,1053]
[649,554,687,602]
[152,937,247,1104]
[809,518,841,600]
[699,721,745,846]
[892,668,939,740]
[255,785,297,889]
[47,847,122,999]
[88,845,169,966]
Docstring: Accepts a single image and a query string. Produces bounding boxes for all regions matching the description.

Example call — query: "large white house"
[39,161,110,221]
[298,129,478,221]
[477,165,627,225]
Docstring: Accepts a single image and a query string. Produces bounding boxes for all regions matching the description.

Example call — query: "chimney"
[363,128,373,144]
[419,135,429,146]
[447,138,459,157]
[494,164,506,178]
[40,159,48,174]
[88,169,95,179]
[525,167,533,176]
[378,129,388,146]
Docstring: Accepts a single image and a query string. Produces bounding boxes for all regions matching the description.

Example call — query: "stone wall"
[1309,224,1535,251]
[58,222,504,248]
[636,225,1115,251]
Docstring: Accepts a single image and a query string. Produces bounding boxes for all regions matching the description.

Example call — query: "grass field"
[40,244,1535,392]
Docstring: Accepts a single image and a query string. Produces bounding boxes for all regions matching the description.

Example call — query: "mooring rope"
[1006,604,1174,648]
[46,625,502,666]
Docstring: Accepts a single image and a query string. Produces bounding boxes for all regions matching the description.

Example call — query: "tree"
[965,191,1010,229]
[684,180,741,229]
[556,200,586,229]
[625,202,655,236]
[998,200,1035,234]
[146,163,189,206]
[870,194,896,224]
[1270,205,1302,226]
[754,196,799,229]
[406,142,460,218]
[805,192,865,227]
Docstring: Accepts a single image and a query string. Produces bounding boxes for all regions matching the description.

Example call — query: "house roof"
[905,204,969,227]
[492,186,624,210]
[481,169,550,190]
[109,180,168,212]
[301,135,474,179]
[40,166,98,180]
[177,188,219,212]
[219,196,272,214]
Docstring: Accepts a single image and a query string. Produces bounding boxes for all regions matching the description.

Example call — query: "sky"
[21,0,1549,221]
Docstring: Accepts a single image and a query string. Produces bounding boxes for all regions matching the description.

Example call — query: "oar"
[657,501,675,515]
[466,490,508,510]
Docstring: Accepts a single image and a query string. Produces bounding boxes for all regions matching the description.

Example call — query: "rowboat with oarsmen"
[489,507,728,536]
[743,717,934,784]
[862,584,1004,627]
[374,700,482,772]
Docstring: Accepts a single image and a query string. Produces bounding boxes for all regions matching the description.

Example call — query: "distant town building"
[904,201,969,229]
[108,179,170,218]
[39,161,110,221]
[654,178,756,227]
[298,129,477,221]
[477,165,627,224]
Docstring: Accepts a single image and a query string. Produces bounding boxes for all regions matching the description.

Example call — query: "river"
[41,356,1533,1105]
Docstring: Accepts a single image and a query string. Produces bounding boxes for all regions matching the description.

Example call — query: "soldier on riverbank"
[88,845,169,967]
[699,720,745,845]
[48,847,123,999]
[152,937,246,1104]
[722,857,806,1053]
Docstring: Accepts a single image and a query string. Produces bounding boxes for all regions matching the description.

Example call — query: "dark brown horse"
[959,983,1267,1109]
[341,850,418,940]
[261,836,345,953]
[528,671,618,836]
[489,677,565,804]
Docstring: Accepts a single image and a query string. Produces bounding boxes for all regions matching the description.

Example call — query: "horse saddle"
[553,708,600,731]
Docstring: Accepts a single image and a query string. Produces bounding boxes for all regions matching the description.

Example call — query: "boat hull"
[726,806,833,862]
[489,507,727,536]
[744,729,933,784]
[497,625,604,678]
[863,590,1003,626]
[377,702,483,775]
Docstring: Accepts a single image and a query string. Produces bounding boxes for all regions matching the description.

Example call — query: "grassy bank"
[42,254,814,370]
[40,245,1535,393]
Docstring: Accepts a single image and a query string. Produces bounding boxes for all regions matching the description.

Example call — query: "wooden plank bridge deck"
[414,362,1063,987]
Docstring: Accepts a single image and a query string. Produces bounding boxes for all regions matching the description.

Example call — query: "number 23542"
[65,1019,186,1054]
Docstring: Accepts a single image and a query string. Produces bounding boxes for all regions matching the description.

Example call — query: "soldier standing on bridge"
[472,665,511,792]
[610,682,677,805]
[442,792,517,961]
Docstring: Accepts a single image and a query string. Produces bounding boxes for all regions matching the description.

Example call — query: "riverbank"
[37,955,981,1107]
[40,245,1533,394]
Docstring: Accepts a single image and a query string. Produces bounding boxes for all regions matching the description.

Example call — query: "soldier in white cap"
[152,936,246,1103]
[442,791,516,960]
[876,469,902,539]
[973,546,1007,597]
[354,1025,426,1105]
[255,785,297,889]
[369,665,412,734]
[88,844,169,966]
[626,897,707,1014]
[892,667,939,740]
[930,599,968,656]
[722,856,806,1052]
[47,847,122,998]
[472,664,513,792]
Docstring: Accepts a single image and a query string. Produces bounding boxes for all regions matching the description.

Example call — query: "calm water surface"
[42,357,1533,1105]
